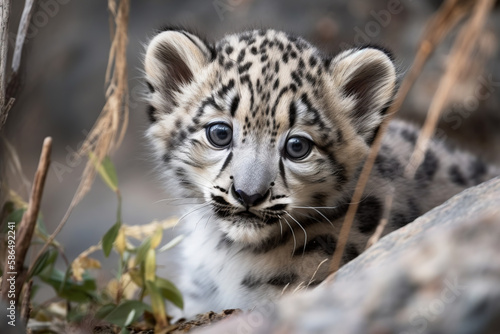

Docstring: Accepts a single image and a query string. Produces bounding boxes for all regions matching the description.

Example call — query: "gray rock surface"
[197,177,500,334]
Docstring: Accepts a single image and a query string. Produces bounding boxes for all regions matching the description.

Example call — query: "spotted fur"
[143,28,499,318]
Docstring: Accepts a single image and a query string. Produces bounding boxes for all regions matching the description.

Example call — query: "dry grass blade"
[405,0,495,177]
[1,135,31,196]
[1,137,51,304]
[365,188,394,250]
[326,0,477,278]
[30,0,130,272]
[76,0,130,204]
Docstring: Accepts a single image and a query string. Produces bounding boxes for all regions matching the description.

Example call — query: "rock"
[196,177,500,334]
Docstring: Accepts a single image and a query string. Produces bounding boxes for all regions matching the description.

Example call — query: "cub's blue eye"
[286,136,312,160]
[207,123,232,148]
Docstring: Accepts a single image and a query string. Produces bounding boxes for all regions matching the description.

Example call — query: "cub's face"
[144,29,396,244]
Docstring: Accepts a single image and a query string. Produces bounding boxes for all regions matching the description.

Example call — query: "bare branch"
[0,0,38,129]
[12,0,36,73]
[0,0,11,110]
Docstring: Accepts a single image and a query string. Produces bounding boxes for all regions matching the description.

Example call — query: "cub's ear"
[329,46,397,144]
[144,28,214,121]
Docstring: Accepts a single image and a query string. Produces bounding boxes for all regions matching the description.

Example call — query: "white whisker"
[285,211,307,256]
[175,202,213,229]
[281,216,296,257]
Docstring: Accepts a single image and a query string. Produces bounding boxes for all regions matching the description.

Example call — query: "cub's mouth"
[211,194,283,226]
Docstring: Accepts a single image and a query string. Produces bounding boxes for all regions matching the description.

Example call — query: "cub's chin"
[216,212,279,245]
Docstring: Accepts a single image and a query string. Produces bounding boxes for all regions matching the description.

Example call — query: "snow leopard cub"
[143,27,498,318]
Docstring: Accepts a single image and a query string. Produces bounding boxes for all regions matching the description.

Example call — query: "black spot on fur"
[289,101,297,128]
[375,153,403,180]
[390,198,420,229]
[251,232,292,254]
[175,167,194,188]
[311,192,328,207]
[279,159,288,188]
[147,105,157,123]
[237,49,246,63]
[215,152,233,180]
[267,272,298,286]
[309,55,317,67]
[356,196,383,234]
[241,275,261,289]
[469,158,487,184]
[326,153,347,190]
[415,150,439,183]
[449,165,467,186]
[401,128,417,145]
[266,204,287,211]
[146,81,155,93]
[230,96,240,116]
[238,62,252,74]
[216,235,233,250]
[294,234,336,256]
[211,195,230,206]
[343,243,360,263]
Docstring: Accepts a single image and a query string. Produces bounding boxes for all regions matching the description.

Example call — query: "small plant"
[1,156,183,333]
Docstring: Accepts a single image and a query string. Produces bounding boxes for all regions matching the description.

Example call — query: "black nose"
[231,185,266,208]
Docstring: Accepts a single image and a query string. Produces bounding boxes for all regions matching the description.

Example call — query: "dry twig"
[1,137,52,304]
[327,0,480,277]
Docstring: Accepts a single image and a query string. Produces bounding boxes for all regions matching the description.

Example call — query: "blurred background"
[2,0,500,289]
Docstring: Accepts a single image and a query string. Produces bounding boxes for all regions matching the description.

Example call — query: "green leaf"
[158,235,184,253]
[89,153,119,193]
[95,303,117,320]
[134,237,152,266]
[40,269,97,303]
[103,300,150,327]
[144,249,156,282]
[4,208,25,231]
[67,308,86,322]
[155,277,184,310]
[102,221,121,257]
[145,281,167,327]
[30,284,40,300]
[1,201,14,226]
[30,248,58,278]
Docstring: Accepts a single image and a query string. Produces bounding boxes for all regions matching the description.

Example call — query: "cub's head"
[144,28,396,245]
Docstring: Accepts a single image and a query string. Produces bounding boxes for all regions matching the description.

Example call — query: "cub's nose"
[231,185,267,208]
